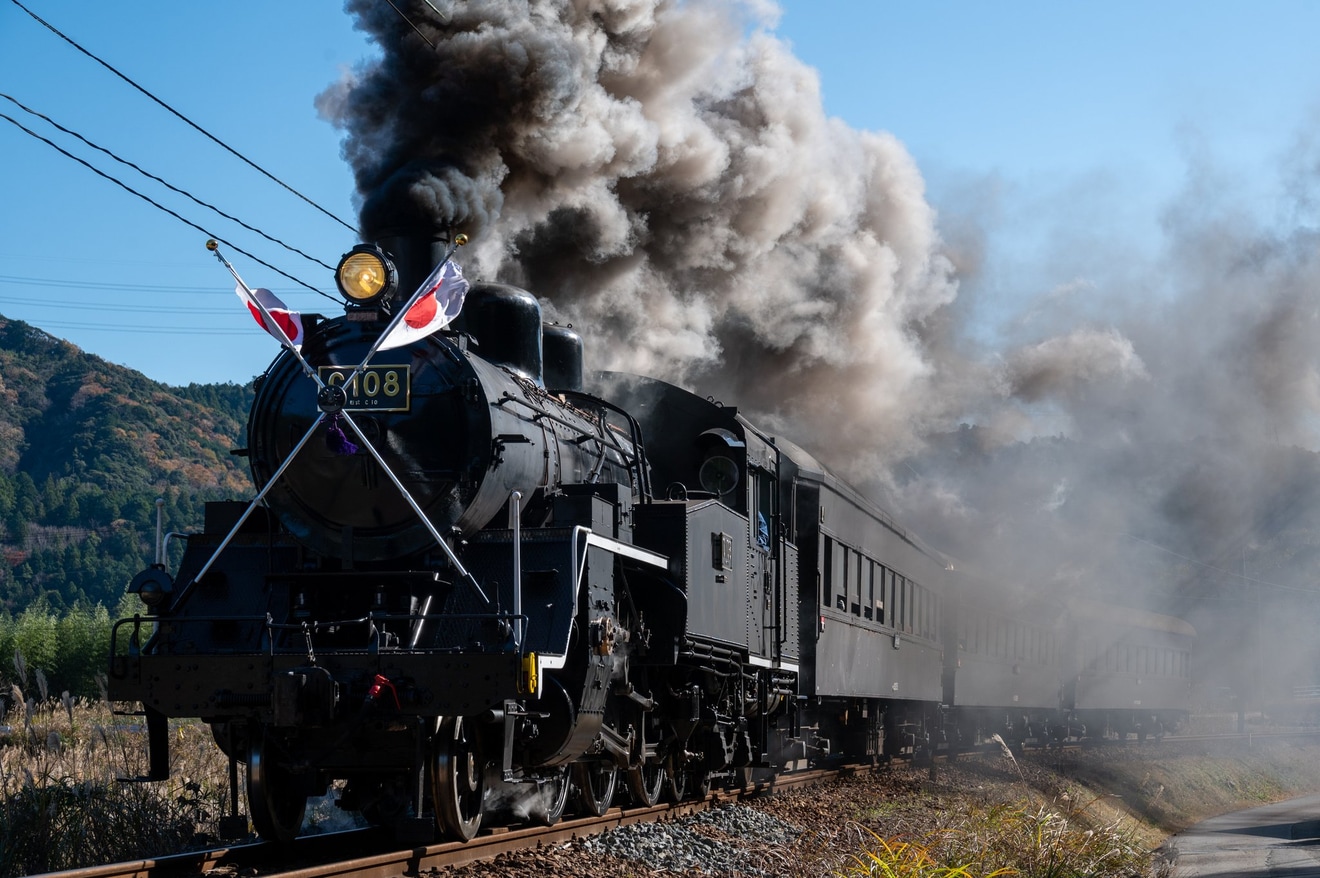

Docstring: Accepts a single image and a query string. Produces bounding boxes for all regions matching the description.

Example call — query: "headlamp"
[335,244,397,305]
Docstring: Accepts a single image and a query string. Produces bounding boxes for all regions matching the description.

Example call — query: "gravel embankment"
[441,737,1320,877]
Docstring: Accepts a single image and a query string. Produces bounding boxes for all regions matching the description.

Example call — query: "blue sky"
[1,1,1318,386]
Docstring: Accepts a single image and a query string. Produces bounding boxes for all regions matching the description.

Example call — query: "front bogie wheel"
[246,733,308,845]
[431,716,486,841]
[533,766,572,826]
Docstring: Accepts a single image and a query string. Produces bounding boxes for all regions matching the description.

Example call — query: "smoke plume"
[320,0,1320,699]
[318,0,957,470]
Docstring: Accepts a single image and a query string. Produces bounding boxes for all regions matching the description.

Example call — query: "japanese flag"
[377,260,469,352]
[236,284,304,350]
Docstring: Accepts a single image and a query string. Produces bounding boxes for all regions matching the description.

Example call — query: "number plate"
[317,365,411,412]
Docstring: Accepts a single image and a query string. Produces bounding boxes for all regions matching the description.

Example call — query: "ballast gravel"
[581,805,802,875]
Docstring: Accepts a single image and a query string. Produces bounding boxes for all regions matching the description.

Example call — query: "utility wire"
[1,92,338,277]
[7,0,359,235]
[0,293,243,315]
[1124,532,1320,596]
[0,110,335,301]
[0,274,297,295]
[384,0,438,48]
[2,318,255,336]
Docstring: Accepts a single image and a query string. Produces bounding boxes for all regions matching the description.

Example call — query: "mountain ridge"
[0,315,254,612]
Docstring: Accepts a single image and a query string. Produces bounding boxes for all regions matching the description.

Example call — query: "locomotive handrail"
[510,490,523,651]
[496,392,617,451]
[558,389,655,501]
[496,389,653,500]
[493,392,628,486]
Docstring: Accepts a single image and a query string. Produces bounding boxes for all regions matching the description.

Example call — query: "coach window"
[834,541,848,610]
[898,576,908,633]
[884,569,895,627]
[855,543,865,612]
[909,586,918,635]
[842,547,854,615]
[821,537,833,607]
[876,566,887,624]
[855,552,864,615]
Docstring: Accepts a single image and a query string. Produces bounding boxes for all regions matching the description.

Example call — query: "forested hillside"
[0,316,254,615]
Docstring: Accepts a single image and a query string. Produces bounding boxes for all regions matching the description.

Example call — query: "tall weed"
[0,686,231,877]
[841,791,1166,878]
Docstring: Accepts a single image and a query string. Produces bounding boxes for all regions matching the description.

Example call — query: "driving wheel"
[533,765,572,826]
[572,760,618,817]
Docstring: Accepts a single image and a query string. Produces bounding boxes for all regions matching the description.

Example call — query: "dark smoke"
[318,0,957,471]
[321,1,1320,704]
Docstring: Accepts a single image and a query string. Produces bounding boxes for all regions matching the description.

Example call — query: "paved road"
[1160,793,1320,876]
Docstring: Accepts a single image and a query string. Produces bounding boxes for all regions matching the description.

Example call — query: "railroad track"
[28,768,838,878]
[32,732,1320,878]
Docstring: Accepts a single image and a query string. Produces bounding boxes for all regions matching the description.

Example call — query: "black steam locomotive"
[109,234,1193,844]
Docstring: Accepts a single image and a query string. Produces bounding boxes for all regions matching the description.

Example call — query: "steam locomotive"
[108,233,1194,844]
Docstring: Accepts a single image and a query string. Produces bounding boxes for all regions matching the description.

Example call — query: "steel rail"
[25,767,842,878]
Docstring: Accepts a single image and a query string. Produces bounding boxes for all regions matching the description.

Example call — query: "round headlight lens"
[336,247,395,303]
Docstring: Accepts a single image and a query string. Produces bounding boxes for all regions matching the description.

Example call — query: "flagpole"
[334,407,490,606]
[203,236,487,604]
[207,239,326,389]
[344,233,468,384]
[167,411,327,612]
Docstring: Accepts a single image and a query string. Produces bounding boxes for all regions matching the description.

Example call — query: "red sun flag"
[378,260,469,351]
[236,284,304,350]
[404,292,438,328]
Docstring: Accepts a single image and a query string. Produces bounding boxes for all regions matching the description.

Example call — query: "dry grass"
[4,694,1320,878]
[832,795,1157,878]
[0,687,230,876]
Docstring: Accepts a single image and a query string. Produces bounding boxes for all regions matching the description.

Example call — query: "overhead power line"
[1124,532,1320,596]
[7,0,359,235]
[0,274,297,295]
[2,318,255,336]
[1,92,338,277]
[0,292,242,315]
[0,109,336,301]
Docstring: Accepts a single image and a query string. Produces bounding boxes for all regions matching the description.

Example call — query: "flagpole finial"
[455,233,468,246]
[206,239,219,251]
